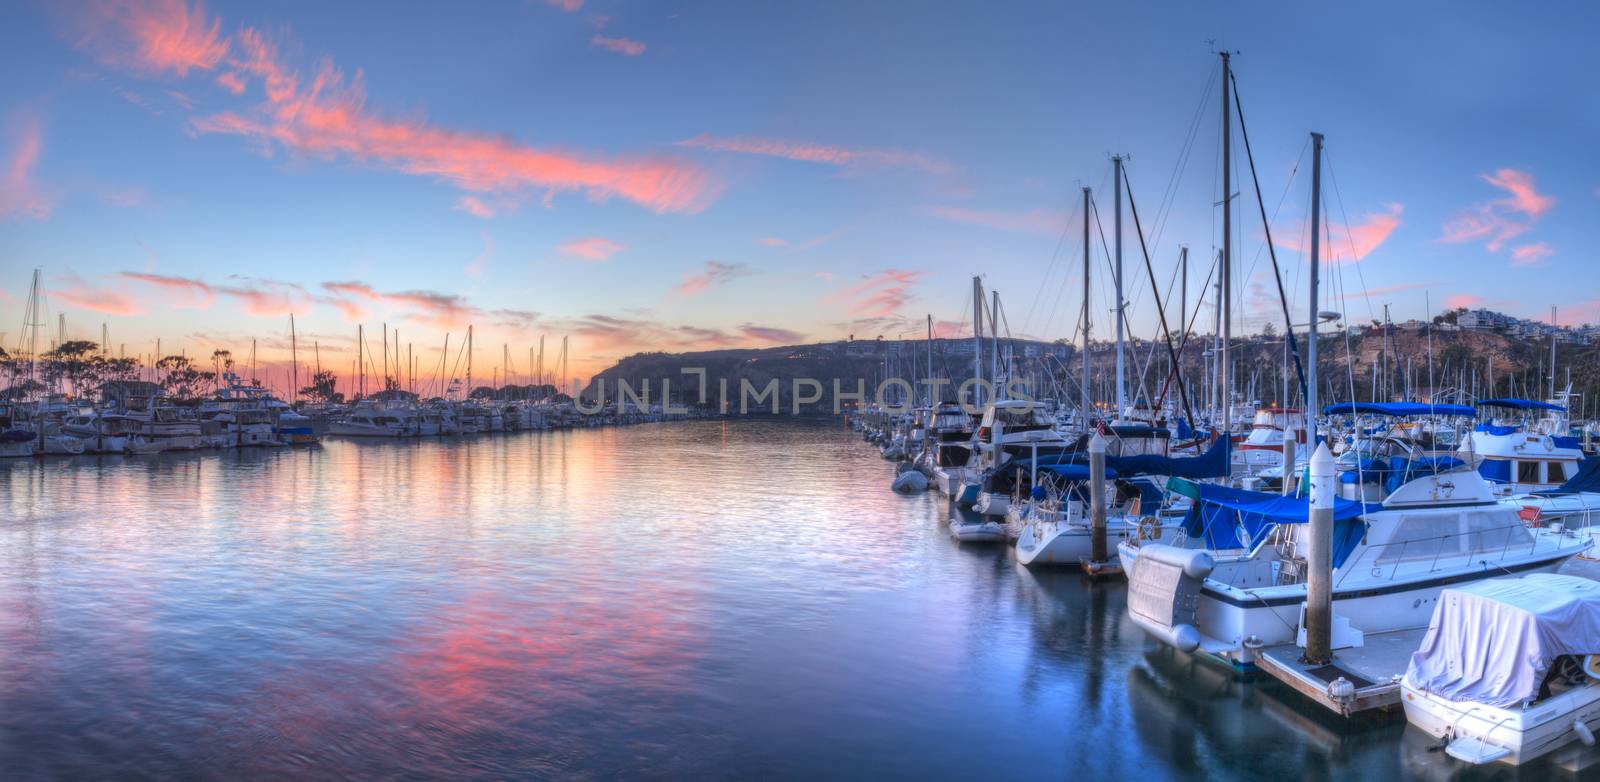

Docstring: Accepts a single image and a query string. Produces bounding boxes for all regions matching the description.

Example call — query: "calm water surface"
[0,419,1552,779]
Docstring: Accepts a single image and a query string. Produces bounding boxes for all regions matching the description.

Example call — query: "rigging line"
[1090,193,1117,344]
[1230,69,1308,407]
[1121,163,1198,430]
[1322,148,1379,324]
[1022,194,1081,334]
[1152,66,1220,256]
[1036,197,1086,339]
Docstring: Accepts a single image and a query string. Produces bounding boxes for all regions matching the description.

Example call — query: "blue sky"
[1,0,1596,392]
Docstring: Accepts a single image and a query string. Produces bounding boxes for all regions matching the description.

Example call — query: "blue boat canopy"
[1536,456,1600,496]
[1322,401,1475,417]
[1037,463,1116,480]
[1169,478,1374,567]
[1006,436,1230,481]
[1477,397,1566,412]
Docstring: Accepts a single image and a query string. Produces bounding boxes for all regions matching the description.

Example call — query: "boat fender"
[891,471,929,494]
[1137,545,1215,580]
[1576,719,1596,747]
[1326,677,1355,702]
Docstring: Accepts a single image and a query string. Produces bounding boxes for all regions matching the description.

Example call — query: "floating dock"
[1253,627,1427,716]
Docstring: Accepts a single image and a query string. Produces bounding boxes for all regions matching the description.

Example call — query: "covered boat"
[1402,573,1600,766]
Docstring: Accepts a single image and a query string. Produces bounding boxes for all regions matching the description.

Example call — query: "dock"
[1253,627,1427,716]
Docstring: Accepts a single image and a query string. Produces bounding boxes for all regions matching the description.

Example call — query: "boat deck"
[1254,627,1427,716]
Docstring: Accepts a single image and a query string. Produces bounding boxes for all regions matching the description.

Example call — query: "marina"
[4,0,1599,778]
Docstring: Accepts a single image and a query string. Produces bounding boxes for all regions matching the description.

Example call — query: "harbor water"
[0,419,1558,779]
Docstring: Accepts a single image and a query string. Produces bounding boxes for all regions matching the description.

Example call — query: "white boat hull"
[1402,682,1600,766]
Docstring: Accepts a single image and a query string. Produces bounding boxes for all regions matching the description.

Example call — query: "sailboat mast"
[1308,131,1324,445]
[990,290,1000,398]
[926,314,934,405]
[467,325,473,397]
[1113,154,1126,418]
[1550,306,1558,399]
[1081,187,1092,426]
[1220,51,1233,429]
[972,275,984,408]
[290,313,298,403]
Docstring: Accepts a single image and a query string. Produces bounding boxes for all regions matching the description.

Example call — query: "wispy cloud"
[678,134,951,175]
[674,261,747,297]
[544,0,584,11]
[455,195,495,219]
[1440,168,1555,252]
[322,281,477,329]
[557,236,624,262]
[1,115,52,220]
[64,5,718,215]
[923,205,1066,235]
[52,273,144,315]
[64,0,230,76]
[823,269,923,317]
[1276,203,1403,262]
[122,270,215,307]
[740,324,803,343]
[466,230,493,278]
[590,34,644,57]
[1510,242,1554,267]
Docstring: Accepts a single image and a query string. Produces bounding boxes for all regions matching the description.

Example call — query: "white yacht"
[328,401,417,437]
[1471,397,1584,496]
[1123,427,1590,669]
[1402,573,1600,766]
[964,400,1073,516]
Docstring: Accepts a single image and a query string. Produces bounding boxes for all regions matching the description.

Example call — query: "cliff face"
[582,327,1600,414]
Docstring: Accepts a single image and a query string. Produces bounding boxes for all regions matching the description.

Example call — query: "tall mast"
[466,325,473,396]
[972,275,984,407]
[1220,51,1234,426]
[926,314,934,405]
[1113,154,1127,419]
[990,290,1000,397]
[1081,187,1092,425]
[290,313,298,402]
[382,323,389,392]
[1308,131,1323,446]
[1550,306,1559,399]
[538,335,545,387]
[1179,246,1188,412]
[561,335,568,396]
[357,324,364,398]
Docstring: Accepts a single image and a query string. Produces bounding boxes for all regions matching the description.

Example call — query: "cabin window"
[1464,512,1531,556]
[1375,514,1460,563]
[1551,461,1571,482]
[1517,461,1541,484]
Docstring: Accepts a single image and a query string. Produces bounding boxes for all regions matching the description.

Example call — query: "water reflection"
[0,419,1576,779]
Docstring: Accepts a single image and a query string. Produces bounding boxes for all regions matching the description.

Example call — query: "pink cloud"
[590,34,645,57]
[924,205,1067,235]
[67,0,230,76]
[824,269,923,317]
[1484,169,1554,218]
[1510,242,1554,266]
[1440,168,1554,252]
[322,281,476,329]
[674,261,747,297]
[455,195,495,218]
[544,0,583,11]
[0,117,52,220]
[52,274,143,315]
[69,8,717,215]
[678,134,951,174]
[1445,294,1482,309]
[122,271,216,307]
[215,70,245,94]
[1276,203,1402,262]
[557,236,624,262]
[760,236,787,247]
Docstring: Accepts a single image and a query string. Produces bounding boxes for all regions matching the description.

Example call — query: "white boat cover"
[1405,573,1600,707]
